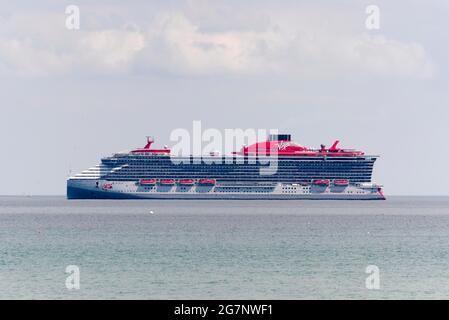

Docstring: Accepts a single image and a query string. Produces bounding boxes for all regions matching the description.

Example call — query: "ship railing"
[217,181,278,186]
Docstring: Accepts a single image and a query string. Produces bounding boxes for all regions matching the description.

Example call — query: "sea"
[1,196,449,300]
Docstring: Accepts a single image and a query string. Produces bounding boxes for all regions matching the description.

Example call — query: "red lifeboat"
[160,179,175,185]
[334,179,349,186]
[178,179,195,186]
[139,179,157,186]
[198,179,216,185]
[313,179,330,186]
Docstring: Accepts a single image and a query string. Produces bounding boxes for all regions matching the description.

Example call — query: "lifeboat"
[334,179,349,186]
[313,179,330,186]
[198,179,216,185]
[178,179,195,185]
[159,179,175,185]
[139,179,157,186]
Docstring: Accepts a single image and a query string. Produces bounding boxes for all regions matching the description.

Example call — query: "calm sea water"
[1,196,449,299]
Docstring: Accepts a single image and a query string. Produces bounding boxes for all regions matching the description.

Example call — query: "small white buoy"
[149,210,154,214]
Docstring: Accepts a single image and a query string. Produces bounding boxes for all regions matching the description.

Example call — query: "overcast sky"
[1,0,448,195]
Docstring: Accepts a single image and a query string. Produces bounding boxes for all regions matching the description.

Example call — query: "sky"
[0,0,448,195]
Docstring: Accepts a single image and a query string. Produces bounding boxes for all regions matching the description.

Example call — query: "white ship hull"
[67,179,385,200]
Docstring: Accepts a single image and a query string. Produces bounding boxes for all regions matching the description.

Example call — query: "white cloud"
[0,38,71,77]
[0,12,146,76]
[0,5,435,78]
[137,13,285,75]
[78,30,145,72]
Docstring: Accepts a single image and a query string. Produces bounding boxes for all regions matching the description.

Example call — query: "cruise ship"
[67,134,385,200]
